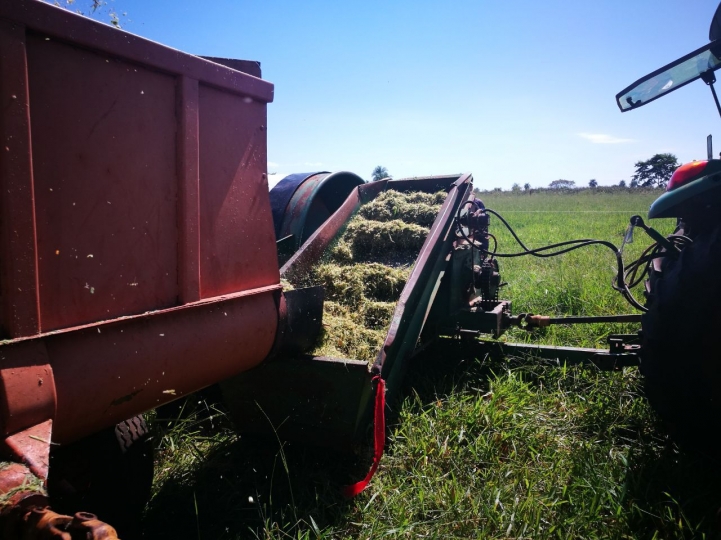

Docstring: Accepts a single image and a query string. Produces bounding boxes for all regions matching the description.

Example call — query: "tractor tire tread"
[115,415,148,453]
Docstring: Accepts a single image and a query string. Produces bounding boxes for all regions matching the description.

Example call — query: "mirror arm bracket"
[701,69,721,120]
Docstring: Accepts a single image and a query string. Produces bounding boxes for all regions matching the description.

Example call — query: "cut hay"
[358,190,442,227]
[311,301,388,361]
[344,219,428,263]
[314,263,408,307]
[287,189,446,363]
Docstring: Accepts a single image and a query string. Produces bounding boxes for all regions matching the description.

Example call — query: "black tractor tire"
[47,415,154,537]
[641,222,721,452]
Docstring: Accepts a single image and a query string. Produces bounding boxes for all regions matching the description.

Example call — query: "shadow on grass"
[622,434,721,538]
[143,341,721,539]
[143,398,368,539]
[402,338,721,539]
[142,342,486,539]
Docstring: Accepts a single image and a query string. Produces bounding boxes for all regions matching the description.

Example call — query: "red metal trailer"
[0,1,291,534]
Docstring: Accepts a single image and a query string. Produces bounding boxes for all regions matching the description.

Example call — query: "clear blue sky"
[68,0,721,188]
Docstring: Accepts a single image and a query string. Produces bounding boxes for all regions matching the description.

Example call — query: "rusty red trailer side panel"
[0,0,281,449]
[28,34,181,331]
[0,0,277,337]
[198,86,277,298]
[0,20,40,338]
[0,286,280,444]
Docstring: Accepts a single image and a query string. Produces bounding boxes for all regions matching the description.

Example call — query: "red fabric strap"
[342,376,386,498]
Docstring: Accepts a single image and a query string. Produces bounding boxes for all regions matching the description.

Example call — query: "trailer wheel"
[641,222,721,452]
[47,415,154,536]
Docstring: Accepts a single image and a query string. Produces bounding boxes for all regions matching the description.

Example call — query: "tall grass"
[145,189,721,539]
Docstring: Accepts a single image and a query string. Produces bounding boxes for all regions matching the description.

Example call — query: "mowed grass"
[144,188,721,539]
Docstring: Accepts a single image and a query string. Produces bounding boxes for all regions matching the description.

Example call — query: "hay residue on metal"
[287,189,446,363]
[0,462,46,509]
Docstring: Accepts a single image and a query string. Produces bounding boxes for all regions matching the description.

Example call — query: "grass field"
[144,188,721,539]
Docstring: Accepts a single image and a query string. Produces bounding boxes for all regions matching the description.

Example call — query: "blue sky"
[71,0,721,188]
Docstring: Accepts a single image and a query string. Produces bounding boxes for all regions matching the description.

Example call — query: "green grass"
[482,189,676,347]
[144,188,721,539]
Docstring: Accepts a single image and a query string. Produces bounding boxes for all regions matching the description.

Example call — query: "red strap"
[342,376,386,498]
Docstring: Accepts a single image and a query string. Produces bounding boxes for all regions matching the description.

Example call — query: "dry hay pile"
[289,189,446,363]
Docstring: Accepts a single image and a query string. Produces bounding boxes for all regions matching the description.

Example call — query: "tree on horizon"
[632,153,679,188]
[371,166,390,182]
[549,179,576,189]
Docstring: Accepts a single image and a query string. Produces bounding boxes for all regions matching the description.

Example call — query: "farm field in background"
[481,188,676,348]
[144,188,721,539]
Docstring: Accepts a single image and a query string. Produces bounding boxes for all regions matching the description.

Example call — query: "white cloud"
[578,133,635,144]
[267,161,280,169]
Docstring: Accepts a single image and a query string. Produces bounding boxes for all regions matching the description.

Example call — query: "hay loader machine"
[0,0,718,537]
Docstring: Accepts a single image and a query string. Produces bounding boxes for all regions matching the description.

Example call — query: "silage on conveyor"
[287,189,446,364]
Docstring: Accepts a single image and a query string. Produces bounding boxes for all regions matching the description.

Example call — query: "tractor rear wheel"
[47,415,154,537]
[641,222,721,452]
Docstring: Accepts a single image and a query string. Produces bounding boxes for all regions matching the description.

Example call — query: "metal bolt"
[72,511,97,524]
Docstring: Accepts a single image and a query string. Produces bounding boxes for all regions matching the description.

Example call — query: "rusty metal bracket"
[0,462,120,539]
[589,333,641,370]
[1,420,53,481]
[0,343,56,503]
[0,345,61,537]
[442,300,513,339]
[2,503,118,540]
[0,341,56,438]
[0,343,56,511]
[506,313,643,329]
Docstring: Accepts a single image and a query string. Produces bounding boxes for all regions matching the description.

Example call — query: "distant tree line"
[475,184,663,196]
[488,153,680,193]
[373,153,681,190]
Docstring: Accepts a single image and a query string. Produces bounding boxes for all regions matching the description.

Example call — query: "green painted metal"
[373,175,474,403]
[279,171,365,251]
[220,354,371,449]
